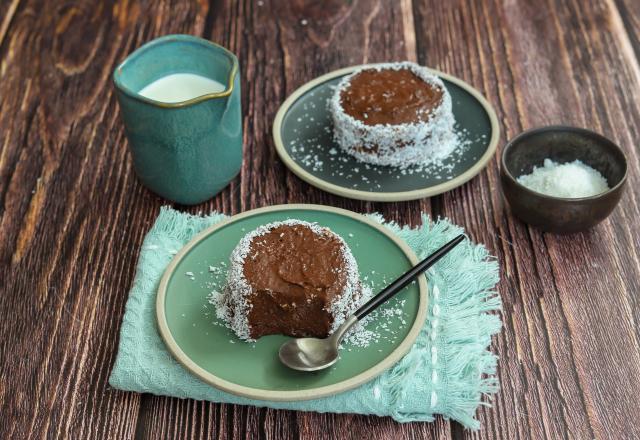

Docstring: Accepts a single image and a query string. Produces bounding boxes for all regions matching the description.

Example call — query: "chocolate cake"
[215,220,362,341]
[330,62,457,168]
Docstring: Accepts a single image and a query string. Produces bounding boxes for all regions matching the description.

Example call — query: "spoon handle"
[354,234,465,320]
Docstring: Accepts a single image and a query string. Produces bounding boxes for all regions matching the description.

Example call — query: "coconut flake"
[516,158,609,198]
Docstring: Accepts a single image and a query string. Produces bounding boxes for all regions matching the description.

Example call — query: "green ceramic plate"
[273,65,500,202]
[157,204,427,401]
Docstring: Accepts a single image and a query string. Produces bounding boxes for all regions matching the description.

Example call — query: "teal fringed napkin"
[109,207,501,429]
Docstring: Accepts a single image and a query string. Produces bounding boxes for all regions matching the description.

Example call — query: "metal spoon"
[279,234,465,371]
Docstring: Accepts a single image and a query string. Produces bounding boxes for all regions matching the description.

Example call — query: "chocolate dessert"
[215,220,362,341]
[330,62,457,168]
[339,68,444,126]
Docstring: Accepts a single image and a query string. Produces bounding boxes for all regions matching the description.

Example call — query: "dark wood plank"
[412,0,640,438]
[614,0,640,63]
[0,0,207,438]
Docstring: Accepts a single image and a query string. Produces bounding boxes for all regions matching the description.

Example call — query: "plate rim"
[156,204,428,401]
[272,64,500,202]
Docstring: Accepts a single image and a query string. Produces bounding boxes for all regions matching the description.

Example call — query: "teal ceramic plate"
[157,204,428,401]
[273,65,500,202]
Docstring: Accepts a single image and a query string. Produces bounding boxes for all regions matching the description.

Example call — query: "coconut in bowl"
[500,126,627,234]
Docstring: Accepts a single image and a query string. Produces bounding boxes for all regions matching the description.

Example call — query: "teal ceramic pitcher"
[113,35,242,205]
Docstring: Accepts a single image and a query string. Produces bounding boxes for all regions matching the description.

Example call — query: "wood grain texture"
[412,0,640,439]
[0,0,204,439]
[0,0,639,439]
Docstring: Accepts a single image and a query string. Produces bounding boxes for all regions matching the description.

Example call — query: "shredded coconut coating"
[330,62,458,168]
[213,220,362,341]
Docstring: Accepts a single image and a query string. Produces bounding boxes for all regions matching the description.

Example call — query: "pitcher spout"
[113,34,239,109]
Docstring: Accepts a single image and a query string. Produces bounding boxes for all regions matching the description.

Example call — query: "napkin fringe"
[153,206,225,242]
[368,215,502,429]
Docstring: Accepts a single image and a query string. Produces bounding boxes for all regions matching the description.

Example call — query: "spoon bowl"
[278,337,340,371]
[279,316,356,371]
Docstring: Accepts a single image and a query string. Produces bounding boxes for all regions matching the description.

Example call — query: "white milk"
[138,73,226,103]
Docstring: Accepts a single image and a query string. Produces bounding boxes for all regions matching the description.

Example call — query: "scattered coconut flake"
[339,288,409,349]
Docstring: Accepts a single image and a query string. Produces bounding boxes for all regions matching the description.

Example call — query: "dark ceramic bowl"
[501,126,627,234]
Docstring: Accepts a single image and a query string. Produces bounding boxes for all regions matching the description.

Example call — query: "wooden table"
[2,0,639,438]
